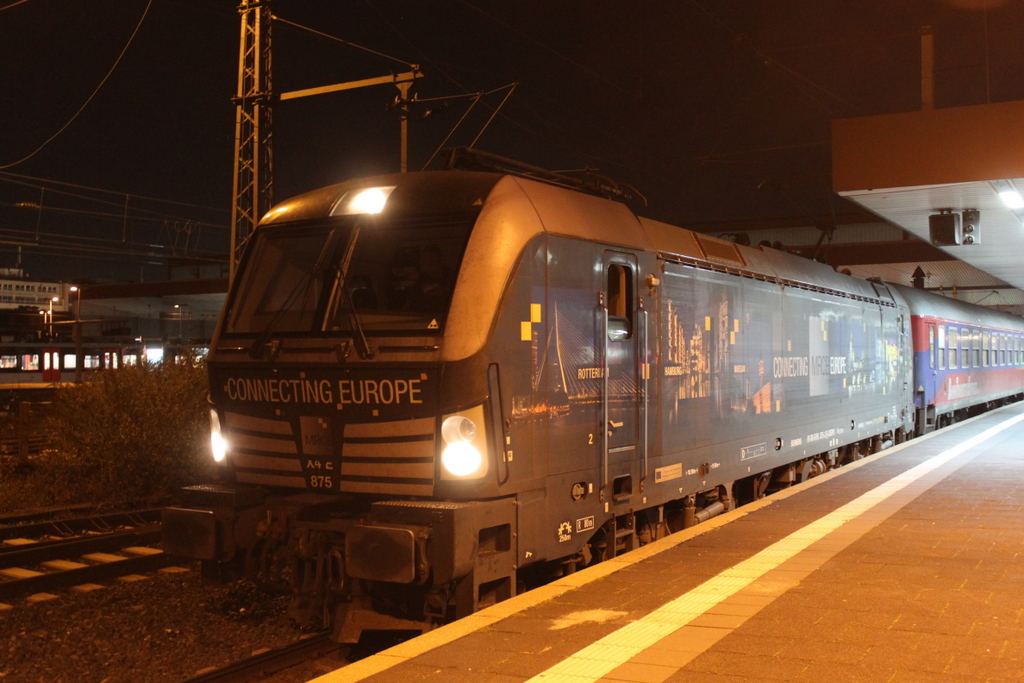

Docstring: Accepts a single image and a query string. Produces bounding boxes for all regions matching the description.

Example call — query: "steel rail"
[0,525,162,568]
[0,548,171,601]
[181,632,340,683]
[0,508,161,542]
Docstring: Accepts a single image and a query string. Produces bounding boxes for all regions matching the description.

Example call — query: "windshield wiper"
[249,231,341,359]
[327,225,374,360]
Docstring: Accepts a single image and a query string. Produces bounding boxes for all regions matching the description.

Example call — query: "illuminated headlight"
[441,441,482,477]
[210,409,227,463]
[439,406,489,479]
[331,186,396,216]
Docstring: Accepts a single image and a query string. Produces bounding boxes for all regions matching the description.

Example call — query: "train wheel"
[807,457,827,479]
[752,471,771,500]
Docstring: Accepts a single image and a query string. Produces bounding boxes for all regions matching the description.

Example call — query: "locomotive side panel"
[651,263,909,501]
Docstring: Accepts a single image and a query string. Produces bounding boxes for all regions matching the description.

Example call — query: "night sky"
[1,0,1022,283]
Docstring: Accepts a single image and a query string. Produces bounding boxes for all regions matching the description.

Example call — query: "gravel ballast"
[0,565,348,683]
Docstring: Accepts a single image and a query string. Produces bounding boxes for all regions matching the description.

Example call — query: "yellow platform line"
[527,410,1024,682]
[310,406,1023,683]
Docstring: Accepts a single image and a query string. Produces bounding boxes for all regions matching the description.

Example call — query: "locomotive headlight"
[442,415,477,443]
[331,186,396,216]
[439,405,489,479]
[441,441,482,477]
[210,409,227,463]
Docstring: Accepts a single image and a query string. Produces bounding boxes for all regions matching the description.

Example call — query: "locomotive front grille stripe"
[227,431,298,454]
[223,411,293,435]
[231,452,303,472]
[343,417,434,439]
[340,474,433,485]
[339,480,432,496]
[343,434,433,444]
[342,440,433,460]
[342,456,433,464]
[235,472,306,487]
[342,461,434,479]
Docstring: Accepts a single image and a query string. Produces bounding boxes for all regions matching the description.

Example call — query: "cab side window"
[607,264,633,340]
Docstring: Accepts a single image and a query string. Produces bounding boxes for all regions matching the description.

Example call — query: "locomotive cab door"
[601,252,640,499]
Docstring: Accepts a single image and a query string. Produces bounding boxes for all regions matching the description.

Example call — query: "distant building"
[0,268,72,313]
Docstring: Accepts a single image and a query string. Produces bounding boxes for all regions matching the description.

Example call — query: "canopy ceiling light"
[989,180,1024,225]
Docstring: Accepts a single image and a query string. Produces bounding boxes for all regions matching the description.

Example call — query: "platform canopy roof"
[833,99,1024,292]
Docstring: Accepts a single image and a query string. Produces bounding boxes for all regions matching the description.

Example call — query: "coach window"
[947,326,958,369]
[21,354,38,371]
[606,263,633,340]
[928,325,935,369]
[961,328,970,367]
[937,325,946,370]
[983,332,990,367]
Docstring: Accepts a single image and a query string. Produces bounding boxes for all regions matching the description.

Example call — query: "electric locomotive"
[165,160,934,641]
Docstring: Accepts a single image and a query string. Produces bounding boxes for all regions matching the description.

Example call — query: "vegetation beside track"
[0,359,212,512]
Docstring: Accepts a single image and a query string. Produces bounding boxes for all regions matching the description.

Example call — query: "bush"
[38,358,214,507]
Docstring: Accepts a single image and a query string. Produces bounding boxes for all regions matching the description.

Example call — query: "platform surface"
[315,404,1024,683]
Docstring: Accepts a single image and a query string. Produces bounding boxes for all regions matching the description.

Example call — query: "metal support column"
[229,0,273,283]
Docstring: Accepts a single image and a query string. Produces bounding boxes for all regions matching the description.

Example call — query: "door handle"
[608,420,623,429]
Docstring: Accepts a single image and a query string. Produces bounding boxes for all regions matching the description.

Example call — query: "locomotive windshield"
[226,215,473,336]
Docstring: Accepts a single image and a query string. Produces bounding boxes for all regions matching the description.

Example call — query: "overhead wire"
[0,0,32,11]
[363,0,666,178]
[0,171,229,214]
[0,180,228,233]
[685,0,861,117]
[0,0,154,169]
[272,14,417,69]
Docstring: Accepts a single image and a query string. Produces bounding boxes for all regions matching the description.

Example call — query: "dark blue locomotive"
[162,166,1023,641]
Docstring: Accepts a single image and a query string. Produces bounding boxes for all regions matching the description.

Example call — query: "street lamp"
[69,286,81,322]
[46,296,58,338]
[69,287,83,383]
[174,304,185,340]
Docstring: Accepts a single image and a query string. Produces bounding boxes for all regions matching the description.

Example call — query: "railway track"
[0,509,170,601]
[183,632,342,683]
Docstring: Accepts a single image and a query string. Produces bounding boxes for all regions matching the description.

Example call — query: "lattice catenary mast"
[229,0,273,283]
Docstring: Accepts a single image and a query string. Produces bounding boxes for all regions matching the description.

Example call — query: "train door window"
[0,355,16,369]
[606,263,633,340]
[21,354,38,371]
[961,328,970,367]
[983,332,990,367]
[947,327,958,369]
[928,325,935,369]
[937,325,945,370]
[43,353,50,371]
[63,354,76,369]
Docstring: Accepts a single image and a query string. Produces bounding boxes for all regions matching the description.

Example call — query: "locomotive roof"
[257,171,920,360]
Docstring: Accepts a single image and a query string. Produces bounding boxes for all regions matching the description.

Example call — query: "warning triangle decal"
[428,319,439,329]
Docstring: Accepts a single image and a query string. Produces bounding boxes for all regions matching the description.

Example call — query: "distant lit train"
[162,157,1024,642]
[0,342,207,389]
